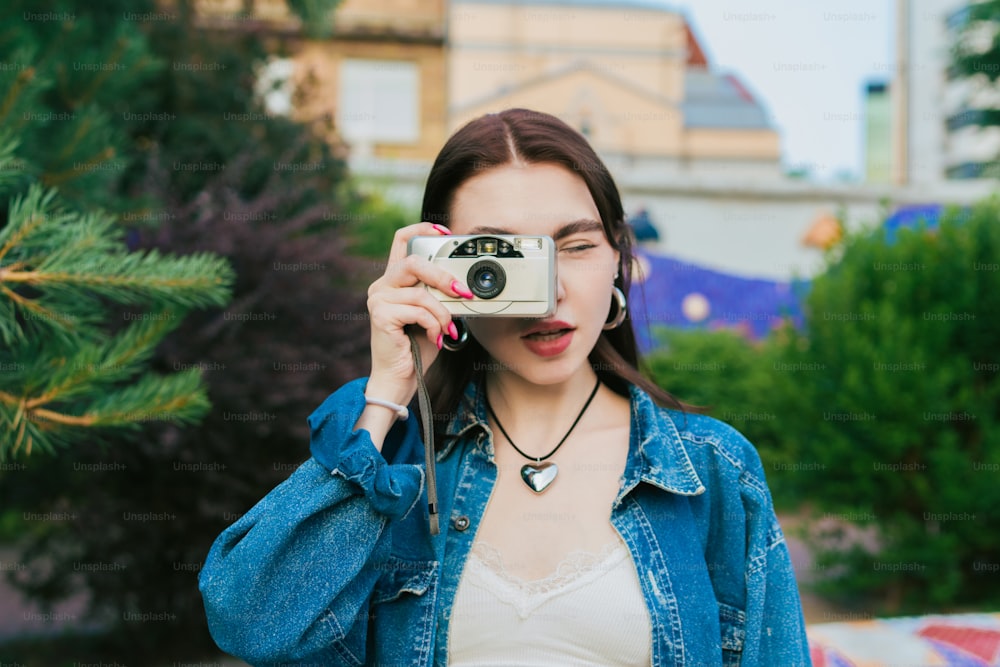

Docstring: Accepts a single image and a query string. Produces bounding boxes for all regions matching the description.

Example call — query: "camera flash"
[515,238,541,251]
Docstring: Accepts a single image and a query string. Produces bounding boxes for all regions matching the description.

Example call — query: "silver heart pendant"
[520,462,558,493]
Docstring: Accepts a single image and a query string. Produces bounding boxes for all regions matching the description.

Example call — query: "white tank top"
[448,540,653,665]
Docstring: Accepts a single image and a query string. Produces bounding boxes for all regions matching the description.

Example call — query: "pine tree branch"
[27,314,180,409]
[0,131,27,193]
[55,113,94,163]
[2,368,209,458]
[29,407,95,427]
[0,283,65,322]
[77,37,128,108]
[95,394,193,427]
[0,210,47,264]
[1,267,227,292]
[0,391,33,457]
[13,409,32,457]
[0,185,233,345]
[42,147,116,187]
[0,67,34,127]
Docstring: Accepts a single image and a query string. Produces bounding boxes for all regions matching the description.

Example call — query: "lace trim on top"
[469,539,627,597]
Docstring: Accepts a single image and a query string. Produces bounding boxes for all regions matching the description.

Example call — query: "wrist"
[355,382,412,452]
[365,375,416,408]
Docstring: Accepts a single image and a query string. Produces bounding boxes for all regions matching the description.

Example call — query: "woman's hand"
[359,223,472,445]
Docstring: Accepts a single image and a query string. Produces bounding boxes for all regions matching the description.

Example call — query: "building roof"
[683,20,709,68]
[451,59,679,116]
[681,69,773,129]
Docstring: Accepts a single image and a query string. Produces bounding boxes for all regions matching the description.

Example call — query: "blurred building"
[188,0,449,164]
[864,81,892,183]
[449,0,782,181]
[892,0,1000,183]
[941,2,1000,179]
[179,0,995,284]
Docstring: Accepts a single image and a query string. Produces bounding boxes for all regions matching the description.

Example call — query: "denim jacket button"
[453,515,471,531]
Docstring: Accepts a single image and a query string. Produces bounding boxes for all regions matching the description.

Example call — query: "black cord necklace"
[485,376,602,493]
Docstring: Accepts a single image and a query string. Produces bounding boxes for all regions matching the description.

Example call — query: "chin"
[521,369,577,387]
[508,354,590,387]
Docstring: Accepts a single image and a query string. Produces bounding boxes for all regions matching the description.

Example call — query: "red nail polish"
[451,280,474,299]
[436,333,443,350]
[448,322,459,340]
[432,224,451,235]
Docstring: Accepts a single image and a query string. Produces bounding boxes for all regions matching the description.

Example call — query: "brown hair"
[421,108,691,435]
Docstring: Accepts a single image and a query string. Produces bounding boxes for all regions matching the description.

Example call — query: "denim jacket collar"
[619,384,705,500]
[437,379,705,498]
[435,379,491,461]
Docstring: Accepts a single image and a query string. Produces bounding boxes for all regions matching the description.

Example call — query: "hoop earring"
[603,286,627,330]
[442,318,470,351]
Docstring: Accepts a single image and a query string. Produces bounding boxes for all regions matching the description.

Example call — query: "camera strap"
[408,330,440,535]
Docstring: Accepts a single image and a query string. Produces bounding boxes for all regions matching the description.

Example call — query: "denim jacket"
[200,378,812,667]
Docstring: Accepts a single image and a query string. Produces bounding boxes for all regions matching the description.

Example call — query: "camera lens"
[468,260,506,299]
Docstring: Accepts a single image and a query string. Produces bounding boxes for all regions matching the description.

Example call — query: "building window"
[255,56,296,116]
[338,59,420,144]
[946,161,998,179]
[947,108,1000,131]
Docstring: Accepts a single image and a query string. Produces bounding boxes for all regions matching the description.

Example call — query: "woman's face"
[447,162,620,387]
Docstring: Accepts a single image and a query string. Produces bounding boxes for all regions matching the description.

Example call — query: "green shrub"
[643,327,802,508]
[345,189,417,260]
[776,198,1000,612]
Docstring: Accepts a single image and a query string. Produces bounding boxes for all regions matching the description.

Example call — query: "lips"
[521,320,574,357]
[521,320,574,338]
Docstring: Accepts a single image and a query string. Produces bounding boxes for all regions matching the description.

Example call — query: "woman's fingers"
[386,221,452,266]
[364,221,474,390]
[383,222,475,298]
[376,253,474,300]
[369,287,457,346]
[370,301,446,348]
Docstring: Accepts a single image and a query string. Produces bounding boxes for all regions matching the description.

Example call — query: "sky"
[673,0,895,181]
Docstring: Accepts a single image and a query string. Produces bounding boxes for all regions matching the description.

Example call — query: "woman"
[199,109,812,666]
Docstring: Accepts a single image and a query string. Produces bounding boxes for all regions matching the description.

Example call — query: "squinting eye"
[561,244,595,253]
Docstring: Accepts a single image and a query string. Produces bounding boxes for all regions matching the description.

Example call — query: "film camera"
[407,235,556,316]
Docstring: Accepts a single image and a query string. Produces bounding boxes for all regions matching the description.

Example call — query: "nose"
[555,266,566,303]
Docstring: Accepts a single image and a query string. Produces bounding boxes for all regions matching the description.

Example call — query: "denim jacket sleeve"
[198,378,425,666]
[731,434,811,666]
[747,525,812,666]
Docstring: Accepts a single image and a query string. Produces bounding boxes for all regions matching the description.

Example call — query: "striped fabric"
[808,613,1000,666]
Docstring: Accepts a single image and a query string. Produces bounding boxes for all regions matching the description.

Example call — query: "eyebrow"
[467,218,604,241]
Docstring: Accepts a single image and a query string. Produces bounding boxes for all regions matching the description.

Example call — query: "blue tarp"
[882,204,943,243]
[627,250,809,352]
